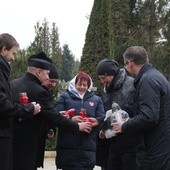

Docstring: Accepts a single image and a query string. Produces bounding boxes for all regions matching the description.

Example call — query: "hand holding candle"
[79,108,91,122]
[65,108,76,116]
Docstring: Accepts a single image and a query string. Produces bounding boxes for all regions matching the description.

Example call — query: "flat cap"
[28,52,52,70]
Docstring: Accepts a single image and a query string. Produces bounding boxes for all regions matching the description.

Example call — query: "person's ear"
[35,68,41,77]
[1,46,7,55]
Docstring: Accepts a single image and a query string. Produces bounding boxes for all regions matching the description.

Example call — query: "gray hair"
[123,46,149,65]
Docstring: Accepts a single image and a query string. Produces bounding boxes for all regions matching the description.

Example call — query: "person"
[54,71,105,170]
[42,64,59,96]
[0,33,41,170]
[96,59,137,170]
[36,64,59,169]
[113,46,170,170]
[10,52,92,170]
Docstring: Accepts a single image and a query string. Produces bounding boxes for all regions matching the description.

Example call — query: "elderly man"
[10,52,92,170]
[36,60,59,169]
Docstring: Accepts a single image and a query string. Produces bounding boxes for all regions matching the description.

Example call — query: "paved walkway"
[38,157,101,170]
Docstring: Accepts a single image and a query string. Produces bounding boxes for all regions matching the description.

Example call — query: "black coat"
[10,72,79,170]
[96,69,138,167]
[36,87,56,168]
[0,56,34,170]
[122,64,170,170]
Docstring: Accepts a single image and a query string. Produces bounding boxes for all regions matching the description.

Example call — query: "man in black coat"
[96,59,137,170]
[0,33,40,170]
[114,46,170,170]
[36,63,59,169]
[10,52,92,170]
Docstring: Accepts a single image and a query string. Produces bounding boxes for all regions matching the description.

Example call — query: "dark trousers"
[107,152,137,170]
[0,137,13,170]
[101,167,107,170]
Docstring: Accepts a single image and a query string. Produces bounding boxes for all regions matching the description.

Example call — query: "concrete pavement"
[38,158,101,170]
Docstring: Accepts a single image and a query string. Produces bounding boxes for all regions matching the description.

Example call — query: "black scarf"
[105,69,126,93]
[0,55,11,80]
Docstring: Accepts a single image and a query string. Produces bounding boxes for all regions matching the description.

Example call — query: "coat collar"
[134,63,153,87]
[25,72,42,86]
[105,68,126,93]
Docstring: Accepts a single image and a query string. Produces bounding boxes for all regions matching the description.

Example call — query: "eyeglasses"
[124,61,132,67]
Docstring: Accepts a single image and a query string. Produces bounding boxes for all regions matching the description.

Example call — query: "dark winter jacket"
[55,75,105,170]
[96,69,138,166]
[10,72,79,170]
[122,64,170,170]
[0,55,34,170]
[0,56,34,137]
[36,87,56,168]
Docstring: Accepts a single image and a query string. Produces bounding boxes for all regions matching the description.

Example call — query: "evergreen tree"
[73,59,80,76]
[80,0,170,94]
[10,49,28,79]
[50,22,62,75]
[11,18,62,80]
[80,0,115,94]
[154,8,170,80]
[60,44,75,81]
[32,18,51,56]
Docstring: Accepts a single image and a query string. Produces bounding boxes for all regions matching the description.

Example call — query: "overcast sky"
[0,0,94,60]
